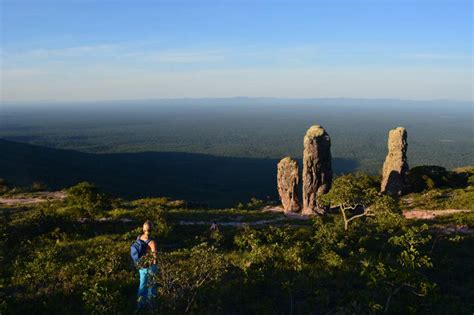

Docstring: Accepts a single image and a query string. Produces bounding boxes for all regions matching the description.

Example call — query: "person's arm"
[149,240,157,264]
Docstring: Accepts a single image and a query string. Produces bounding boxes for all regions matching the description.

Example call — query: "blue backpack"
[130,236,151,265]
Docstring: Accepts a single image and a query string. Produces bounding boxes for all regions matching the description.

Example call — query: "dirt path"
[0,191,66,206]
[75,208,474,234]
[177,209,474,230]
[3,192,471,231]
[266,206,473,221]
[402,209,472,220]
[178,217,290,227]
[430,225,474,235]
[178,208,312,227]
[263,206,311,219]
[402,209,473,235]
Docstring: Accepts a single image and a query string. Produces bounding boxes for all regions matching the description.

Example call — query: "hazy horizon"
[2,96,473,107]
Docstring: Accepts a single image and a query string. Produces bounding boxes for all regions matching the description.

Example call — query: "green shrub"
[133,206,171,237]
[154,243,227,313]
[31,181,47,191]
[360,224,435,313]
[445,188,474,210]
[404,187,474,210]
[65,182,111,218]
[0,178,10,195]
[106,208,132,219]
[322,173,400,230]
[82,282,122,314]
[12,245,62,294]
[131,197,171,207]
[407,165,471,193]
[235,202,245,210]
[233,198,266,211]
[246,198,266,210]
[131,197,186,209]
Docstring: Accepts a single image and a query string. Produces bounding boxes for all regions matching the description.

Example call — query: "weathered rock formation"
[302,125,332,215]
[381,127,409,196]
[277,157,300,212]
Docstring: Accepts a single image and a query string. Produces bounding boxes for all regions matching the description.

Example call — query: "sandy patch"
[0,191,66,206]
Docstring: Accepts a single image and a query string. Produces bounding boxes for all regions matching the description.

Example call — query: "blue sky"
[1,0,472,102]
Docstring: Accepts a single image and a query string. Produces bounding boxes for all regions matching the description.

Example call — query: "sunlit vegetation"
[322,173,400,231]
[403,166,474,210]
[2,173,473,314]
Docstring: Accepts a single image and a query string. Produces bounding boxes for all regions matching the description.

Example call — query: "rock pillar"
[381,127,409,196]
[277,157,300,212]
[302,125,332,215]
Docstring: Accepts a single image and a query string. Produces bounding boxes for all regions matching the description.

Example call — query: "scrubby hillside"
[402,166,474,211]
[1,176,473,314]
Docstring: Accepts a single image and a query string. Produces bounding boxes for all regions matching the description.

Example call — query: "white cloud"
[6,44,120,60]
[128,49,228,63]
[398,53,472,60]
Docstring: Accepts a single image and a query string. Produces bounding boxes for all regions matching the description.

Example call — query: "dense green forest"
[0,139,356,207]
[1,99,472,172]
[1,99,472,206]
[1,169,473,314]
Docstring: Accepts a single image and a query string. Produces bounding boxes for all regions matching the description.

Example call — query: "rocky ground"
[0,191,66,206]
[1,191,472,233]
[402,209,472,219]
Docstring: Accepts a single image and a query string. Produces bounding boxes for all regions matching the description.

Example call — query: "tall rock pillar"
[302,125,332,215]
[277,157,300,212]
[381,127,409,196]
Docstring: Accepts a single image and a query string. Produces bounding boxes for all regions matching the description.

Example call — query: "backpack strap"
[138,235,152,245]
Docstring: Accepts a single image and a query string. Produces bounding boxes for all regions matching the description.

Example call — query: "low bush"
[407,165,471,193]
[0,178,10,195]
[65,182,111,218]
[3,176,473,314]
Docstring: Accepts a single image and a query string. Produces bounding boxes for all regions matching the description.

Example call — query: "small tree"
[66,182,110,217]
[246,198,265,210]
[0,178,9,195]
[360,224,434,313]
[31,181,47,192]
[323,173,398,231]
[133,203,171,237]
[154,243,227,313]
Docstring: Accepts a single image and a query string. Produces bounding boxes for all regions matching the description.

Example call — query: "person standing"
[134,220,158,309]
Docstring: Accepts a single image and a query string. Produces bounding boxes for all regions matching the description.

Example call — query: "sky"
[0,0,472,102]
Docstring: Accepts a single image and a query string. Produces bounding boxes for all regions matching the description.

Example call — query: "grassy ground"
[2,181,473,314]
[401,186,474,211]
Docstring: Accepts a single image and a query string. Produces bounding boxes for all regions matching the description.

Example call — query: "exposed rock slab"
[277,157,300,212]
[381,127,409,196]
[302,125,332,215]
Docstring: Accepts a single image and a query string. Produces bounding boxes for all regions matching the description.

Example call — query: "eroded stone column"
[302,125,332,215]
[381,127,409,196]
[277,157,300,212]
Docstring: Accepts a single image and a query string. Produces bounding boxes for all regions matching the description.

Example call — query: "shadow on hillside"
[0,139,358,207]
